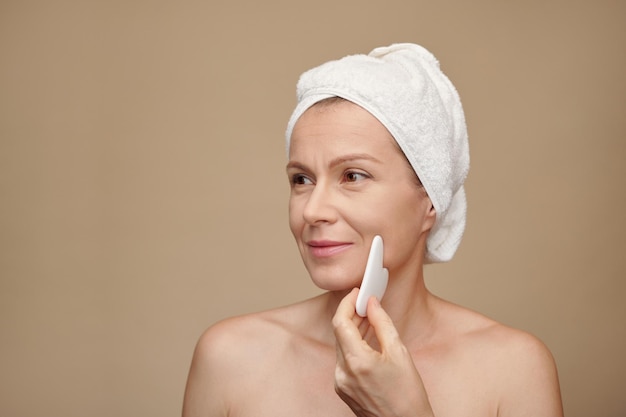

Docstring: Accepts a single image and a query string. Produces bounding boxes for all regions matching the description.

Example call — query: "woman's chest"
[230,336,498,417]
[232,354,354,417]
[413,348,499,417]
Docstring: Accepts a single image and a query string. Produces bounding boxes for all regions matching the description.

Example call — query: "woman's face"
[287,100,435,291]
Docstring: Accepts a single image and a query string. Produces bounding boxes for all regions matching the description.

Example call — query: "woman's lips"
[307,240,353,258]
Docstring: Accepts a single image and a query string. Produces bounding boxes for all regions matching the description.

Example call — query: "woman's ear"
[421,199,437,233]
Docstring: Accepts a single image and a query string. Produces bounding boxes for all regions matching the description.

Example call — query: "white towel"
[285,43,470,263]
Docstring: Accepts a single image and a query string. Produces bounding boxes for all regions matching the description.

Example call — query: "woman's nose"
[302,183,338,225]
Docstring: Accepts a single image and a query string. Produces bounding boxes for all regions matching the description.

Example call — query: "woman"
[182,43,563,417]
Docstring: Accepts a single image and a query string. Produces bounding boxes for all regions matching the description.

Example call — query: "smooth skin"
[182,100,563,417]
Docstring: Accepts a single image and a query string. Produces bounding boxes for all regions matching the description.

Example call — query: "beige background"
[1,1,625,416]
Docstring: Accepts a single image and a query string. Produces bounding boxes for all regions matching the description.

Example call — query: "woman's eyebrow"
[328,153,383,168]
[286,161,308,171]
[286,153,382,172]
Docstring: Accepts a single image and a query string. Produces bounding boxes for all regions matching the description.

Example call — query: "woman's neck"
[379,270,439,349]
[320,264,439,351]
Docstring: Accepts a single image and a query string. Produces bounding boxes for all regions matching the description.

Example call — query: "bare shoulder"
[182,297,330,417]
[191,302,309,376]
[434,299,555,363]
[437,300,563,417]
[196,309,286,357]
[194,295,329,358]
[462,310,555,365]
[477,321,563,416]
[182,311,281,417]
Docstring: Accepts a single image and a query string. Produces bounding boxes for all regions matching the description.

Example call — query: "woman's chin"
[308,273,362,292]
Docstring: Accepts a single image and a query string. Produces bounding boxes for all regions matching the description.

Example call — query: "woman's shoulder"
[425,297,556,384]
[440,299,555,361]
[456,305,562,413]
[460,306,553,361]
[418,299,562,415]
[196,307,293,356]
[193,295,328,367]
[183,298,332,416]
[436,299,561,403]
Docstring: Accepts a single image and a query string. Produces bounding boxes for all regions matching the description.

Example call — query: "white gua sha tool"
[356,235,389,317]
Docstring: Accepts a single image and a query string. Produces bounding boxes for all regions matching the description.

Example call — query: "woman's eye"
[344,171,369,183]
[291,174,313,185]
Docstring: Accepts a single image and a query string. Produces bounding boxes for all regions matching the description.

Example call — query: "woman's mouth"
[306,240,353,258]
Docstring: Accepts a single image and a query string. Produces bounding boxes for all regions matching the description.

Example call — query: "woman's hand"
[332,288,434,417]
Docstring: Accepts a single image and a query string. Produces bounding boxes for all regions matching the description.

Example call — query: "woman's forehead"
[292,101,395,145]
[289,106,407,166]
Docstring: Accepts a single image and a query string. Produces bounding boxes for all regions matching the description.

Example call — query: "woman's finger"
[332,288,370,355]
[365,296,403,355]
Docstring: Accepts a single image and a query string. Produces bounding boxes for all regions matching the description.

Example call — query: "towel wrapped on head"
[285,43,470,263]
